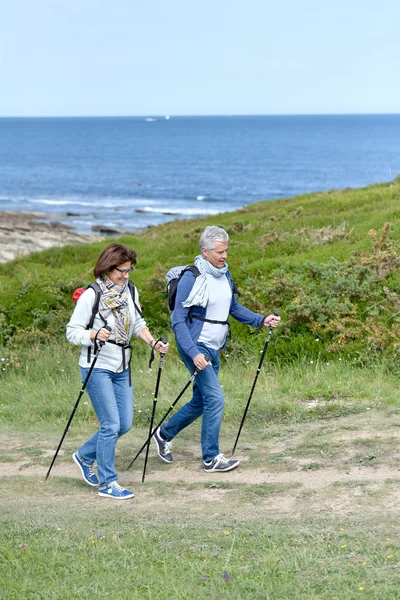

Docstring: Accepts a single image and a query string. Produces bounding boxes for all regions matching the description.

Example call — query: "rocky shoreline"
[0,211,104,263]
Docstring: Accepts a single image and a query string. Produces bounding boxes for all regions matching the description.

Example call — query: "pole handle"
[99,325,112,346]
[160,337,168,357]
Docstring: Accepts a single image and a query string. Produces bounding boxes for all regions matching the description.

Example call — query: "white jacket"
[66,287,147,372]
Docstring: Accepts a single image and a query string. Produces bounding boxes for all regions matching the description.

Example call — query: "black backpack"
[166,265,200,312]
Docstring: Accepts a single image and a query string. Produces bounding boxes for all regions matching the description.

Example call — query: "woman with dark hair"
[67,243,169,499]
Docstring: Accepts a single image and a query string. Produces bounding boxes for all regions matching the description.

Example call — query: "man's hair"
[94,243,137,278]
[199,226,229,251]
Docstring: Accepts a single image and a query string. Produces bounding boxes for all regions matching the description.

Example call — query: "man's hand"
[264,313,281,328]
[193,353,211,371]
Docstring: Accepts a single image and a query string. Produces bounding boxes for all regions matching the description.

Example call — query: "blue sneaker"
[204,453,240,473]
[72,452,99,487]
[152,427,174,463]
[98,481,134,500]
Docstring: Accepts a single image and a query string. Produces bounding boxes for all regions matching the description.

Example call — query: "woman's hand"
[154,340,169,354]
[90,327,112,343]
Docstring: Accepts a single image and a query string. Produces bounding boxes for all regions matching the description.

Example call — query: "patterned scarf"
[182,254,229,308]
[97,275,130,344]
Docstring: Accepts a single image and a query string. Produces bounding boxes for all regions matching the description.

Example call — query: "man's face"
[202,241,228,269]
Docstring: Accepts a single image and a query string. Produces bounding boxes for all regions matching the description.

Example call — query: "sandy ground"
[0,211,103,263]
[2,409,400,520]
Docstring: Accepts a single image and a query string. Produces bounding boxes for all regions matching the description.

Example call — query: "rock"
[91,225,131,235]
[0,211,103,263]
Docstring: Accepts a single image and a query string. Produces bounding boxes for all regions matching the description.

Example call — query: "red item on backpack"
[72,287,87,303]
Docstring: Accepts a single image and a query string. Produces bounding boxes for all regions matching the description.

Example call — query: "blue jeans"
[161,343,224,462]
[78,367,133,488]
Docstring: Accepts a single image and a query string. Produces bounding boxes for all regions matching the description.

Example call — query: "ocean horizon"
[1,114,399,234]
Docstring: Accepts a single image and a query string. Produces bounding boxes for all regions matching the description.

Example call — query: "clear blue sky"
[0,0,399,116]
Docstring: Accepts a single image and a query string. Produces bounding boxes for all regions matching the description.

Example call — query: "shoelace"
[110,481,125,493]
[88,465,96,478]
[215,453,229,466]
[163,439,172,453]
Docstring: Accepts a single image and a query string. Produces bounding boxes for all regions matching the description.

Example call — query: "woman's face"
[107,261,133,286]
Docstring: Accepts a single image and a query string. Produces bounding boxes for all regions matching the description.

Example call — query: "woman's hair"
[94,243,137,278]
[199,226,229,251]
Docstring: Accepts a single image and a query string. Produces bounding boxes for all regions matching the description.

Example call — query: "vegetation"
[1,178,400,364]
[1,343,399,599]
[1,180,400,598]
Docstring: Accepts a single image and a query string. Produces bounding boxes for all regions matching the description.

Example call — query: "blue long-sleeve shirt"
[172,270,264,360]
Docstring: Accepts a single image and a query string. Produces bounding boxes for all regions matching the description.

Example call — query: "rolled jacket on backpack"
[66,287,147,372]
[172,269,265,361]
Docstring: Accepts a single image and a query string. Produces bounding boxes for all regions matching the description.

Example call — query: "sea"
[0,114,399,234]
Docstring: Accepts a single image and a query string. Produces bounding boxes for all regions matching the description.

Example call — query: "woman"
[66,243,169,499]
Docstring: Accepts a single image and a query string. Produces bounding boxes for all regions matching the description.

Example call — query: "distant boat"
[145,118,156,122]
[165,115,170,120]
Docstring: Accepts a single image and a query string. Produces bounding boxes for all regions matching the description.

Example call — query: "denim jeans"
[77,367,133,488]
[161,342,224,462]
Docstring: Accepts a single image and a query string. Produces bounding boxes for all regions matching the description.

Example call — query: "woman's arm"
[137,328,169,353]
[66,289,97,347]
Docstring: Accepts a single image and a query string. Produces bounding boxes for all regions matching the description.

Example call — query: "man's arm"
[229,292,265,328]
[229,288,280,330]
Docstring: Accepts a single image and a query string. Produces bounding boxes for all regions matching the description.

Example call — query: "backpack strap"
[189,314,229,326]
[86,283,102,330]
[185,265,200,278]
[127,280,143,318]
[231,279,240,297]
[85,281,143,363]
[85,283,101,363]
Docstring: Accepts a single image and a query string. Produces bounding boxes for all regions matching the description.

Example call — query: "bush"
[1,181,400,364]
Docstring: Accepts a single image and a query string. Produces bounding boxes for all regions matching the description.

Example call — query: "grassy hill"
[1,178,400,363]
[1,181,400,599]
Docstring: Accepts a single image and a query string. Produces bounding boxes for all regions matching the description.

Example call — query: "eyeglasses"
[114,266,135,275]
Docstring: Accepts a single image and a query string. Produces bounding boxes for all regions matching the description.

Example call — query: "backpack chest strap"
[189,313,229,326]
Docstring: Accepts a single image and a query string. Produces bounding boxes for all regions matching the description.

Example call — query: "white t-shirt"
[198,273,231,350]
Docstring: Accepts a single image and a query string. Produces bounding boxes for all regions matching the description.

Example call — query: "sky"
[0,0,399,117]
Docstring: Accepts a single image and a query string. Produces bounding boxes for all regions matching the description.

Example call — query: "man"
[153,226,280,472]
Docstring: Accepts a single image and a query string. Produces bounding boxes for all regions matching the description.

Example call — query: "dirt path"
[1,459,398,489]
[2,407,400,521]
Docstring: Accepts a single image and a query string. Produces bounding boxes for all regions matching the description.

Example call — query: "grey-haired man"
[154,226,280,472]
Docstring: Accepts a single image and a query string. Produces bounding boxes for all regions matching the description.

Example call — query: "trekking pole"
[45,326,111,481]
[127,369,198,469]
[232,313,279,455]
[141,338,168,483]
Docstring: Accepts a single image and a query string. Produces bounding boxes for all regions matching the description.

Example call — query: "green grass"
[1,477,399,600]
[1,182,400,598]
[1,339,399,432]
[1,342,400,598]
